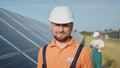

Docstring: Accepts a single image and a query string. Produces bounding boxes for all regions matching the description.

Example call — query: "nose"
[59,25,64,32]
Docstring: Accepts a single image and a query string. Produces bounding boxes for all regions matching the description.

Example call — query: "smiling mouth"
[57,32,65,35]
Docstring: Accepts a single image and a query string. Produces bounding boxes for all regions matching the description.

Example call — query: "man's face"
[51,22,73,42]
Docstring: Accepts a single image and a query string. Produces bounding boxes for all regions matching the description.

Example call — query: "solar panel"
[0,7,84,68]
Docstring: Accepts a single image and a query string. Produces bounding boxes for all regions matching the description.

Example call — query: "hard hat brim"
[49,18,73,24]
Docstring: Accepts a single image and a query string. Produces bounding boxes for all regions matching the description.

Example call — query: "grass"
[84,35,120,68]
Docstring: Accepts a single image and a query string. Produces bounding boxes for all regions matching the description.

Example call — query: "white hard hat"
[49,6,73,24]
[93,32,100,37]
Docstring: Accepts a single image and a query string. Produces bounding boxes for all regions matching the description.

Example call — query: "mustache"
[57,31,65,33]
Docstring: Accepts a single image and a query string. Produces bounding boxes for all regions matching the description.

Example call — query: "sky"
[0,0,120,32]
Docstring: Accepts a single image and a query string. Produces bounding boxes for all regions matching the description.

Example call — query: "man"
[37,6,93,68]
[89,32,104,68]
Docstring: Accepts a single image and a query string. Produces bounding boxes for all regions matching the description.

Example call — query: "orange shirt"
[37,37,93,68]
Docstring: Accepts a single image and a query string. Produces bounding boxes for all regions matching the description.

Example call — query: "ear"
[71,22,73,30]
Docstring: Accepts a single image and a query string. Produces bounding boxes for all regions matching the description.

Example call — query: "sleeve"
[100,40,104,47]
[37,48,43,68]
[80,47,93,68]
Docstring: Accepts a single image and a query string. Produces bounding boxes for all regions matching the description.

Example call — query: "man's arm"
[80,47,93,68]
[37,48,43,68]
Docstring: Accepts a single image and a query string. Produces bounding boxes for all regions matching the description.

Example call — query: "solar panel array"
[0,8,84,68]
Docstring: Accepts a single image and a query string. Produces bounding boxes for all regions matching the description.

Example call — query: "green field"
[84,35,120,68]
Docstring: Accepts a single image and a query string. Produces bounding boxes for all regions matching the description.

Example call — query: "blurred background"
[0,0,120,68]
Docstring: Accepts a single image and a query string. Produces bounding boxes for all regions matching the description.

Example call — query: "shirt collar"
[49,36,77,47]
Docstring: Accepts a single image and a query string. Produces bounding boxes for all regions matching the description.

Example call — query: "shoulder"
[98,39,104,44]
[38,44,48,52]
[38,47,43,56]
[82,46,91,54]
[99,39,104,42]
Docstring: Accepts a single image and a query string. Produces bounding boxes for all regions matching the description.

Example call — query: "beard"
[53,32,70,42]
